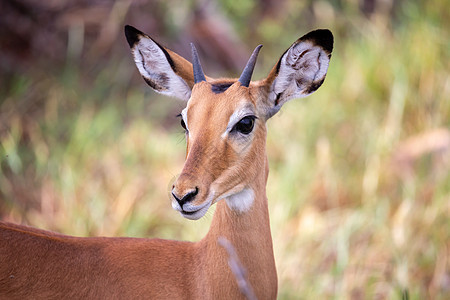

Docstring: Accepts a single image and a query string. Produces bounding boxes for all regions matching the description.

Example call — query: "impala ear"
[125,25,196,101]
[261,29,333,118]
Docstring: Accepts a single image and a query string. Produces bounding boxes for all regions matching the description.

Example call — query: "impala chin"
[171,197,212,220]
[180,204,211,220]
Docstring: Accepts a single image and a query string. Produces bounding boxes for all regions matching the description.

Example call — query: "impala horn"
[191,43,206,83]
[238,44,263,87]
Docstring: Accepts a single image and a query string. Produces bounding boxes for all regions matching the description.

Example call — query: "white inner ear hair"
[286,42,329,82]
[225,188,255,213]
[271,42,329,104]
[133,37,191,100]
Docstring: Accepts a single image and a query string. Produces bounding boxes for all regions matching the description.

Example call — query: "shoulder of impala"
[0,25,333,299]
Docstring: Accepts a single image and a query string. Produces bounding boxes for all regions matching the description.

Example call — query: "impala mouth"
[171,197,212,220]
[180,204,210,220]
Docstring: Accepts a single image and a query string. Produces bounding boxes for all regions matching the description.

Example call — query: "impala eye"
[233,116,256,135]
[180,118,187,131]
[177,113,188,132]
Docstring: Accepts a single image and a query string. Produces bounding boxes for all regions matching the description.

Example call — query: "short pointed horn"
[191,43,206,84]
[238,44,263,87]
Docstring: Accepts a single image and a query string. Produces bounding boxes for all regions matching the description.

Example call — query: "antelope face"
[125,25,333,220]
[172,81,266,219]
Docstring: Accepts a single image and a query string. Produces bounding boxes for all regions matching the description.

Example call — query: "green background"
[1,0,449,298]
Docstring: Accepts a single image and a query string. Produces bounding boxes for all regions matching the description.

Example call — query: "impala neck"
[212,149,270,226]
[208,154,271,242]
[198,152,277,298]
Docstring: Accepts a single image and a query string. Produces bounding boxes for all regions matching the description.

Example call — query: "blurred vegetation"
[1,0,449,298]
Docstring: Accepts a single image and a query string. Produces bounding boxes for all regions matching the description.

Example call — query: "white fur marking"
[181,107,189,132]
[225,188,255,213]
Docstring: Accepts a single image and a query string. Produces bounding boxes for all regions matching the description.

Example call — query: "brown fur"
[0,80,277,300]
[0,26,333,299]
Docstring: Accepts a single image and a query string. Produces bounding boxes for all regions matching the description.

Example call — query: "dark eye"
[180,118,187,131]
[233,116,256,135]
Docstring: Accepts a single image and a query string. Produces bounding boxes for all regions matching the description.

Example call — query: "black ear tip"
[301,29,334,54]
[124,25,143,48]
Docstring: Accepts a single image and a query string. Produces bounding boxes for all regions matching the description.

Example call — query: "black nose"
[172,187,199,207]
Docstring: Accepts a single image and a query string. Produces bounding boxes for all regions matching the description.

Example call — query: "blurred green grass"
[1,0,449,298]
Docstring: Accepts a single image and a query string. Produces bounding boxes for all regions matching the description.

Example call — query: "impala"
[0,25,333,299]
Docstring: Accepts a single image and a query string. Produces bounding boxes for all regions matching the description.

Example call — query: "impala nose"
[172,187,199,208]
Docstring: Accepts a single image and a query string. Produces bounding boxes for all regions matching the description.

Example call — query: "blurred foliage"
[1,0,449,298]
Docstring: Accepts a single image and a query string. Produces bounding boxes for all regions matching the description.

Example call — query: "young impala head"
[125,25,333,220]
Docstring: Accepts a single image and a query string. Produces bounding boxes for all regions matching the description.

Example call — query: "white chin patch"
[225,188,255,213]
[180,204,210,220]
